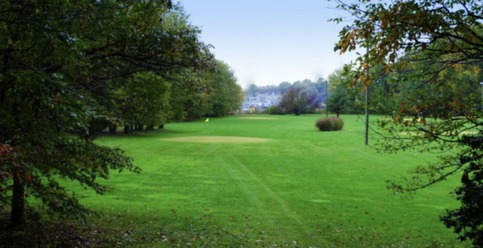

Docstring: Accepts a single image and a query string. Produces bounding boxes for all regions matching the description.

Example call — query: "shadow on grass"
[97,127,196,140]
[0,210,109,248]
[1,209,460,247]
[0,209,299,247]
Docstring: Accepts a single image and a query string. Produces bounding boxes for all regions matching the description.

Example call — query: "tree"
[328,66,366,115]
[118,72,172,132]
[168,69,211,121]
[333,0,482,85]
[278,81,292,94]
[370,64,397,115]
[278,85,319,115]
[0,0,212,228]
[166,61,242,121]
[203,60,243,117]
[327,86,348,117]
[334,0,483,245]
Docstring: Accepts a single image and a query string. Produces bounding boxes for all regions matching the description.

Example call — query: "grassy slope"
[79,114,468,247]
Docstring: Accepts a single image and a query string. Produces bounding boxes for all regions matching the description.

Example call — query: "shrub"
[316,118,334,131]
[333,117,344,130]
[263,106,285,115]
[315,117,344,131]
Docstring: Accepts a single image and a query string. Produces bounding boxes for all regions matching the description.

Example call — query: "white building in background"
[241,92,282,112]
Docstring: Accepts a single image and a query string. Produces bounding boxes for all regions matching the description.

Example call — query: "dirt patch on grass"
[161,136,269,143]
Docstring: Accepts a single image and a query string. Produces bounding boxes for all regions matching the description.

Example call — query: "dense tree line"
[0,0,242,229]
[334,0,483,245]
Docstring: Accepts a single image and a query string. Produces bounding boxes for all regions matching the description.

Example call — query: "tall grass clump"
[316,117,344,131]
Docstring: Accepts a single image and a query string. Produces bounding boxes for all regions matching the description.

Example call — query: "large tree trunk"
[124,124,130,134]
[109,124,117,134]
[10,167,25,228]
[135,123,144,131]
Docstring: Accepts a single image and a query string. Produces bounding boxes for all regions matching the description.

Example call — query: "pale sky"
[179,0,358,87]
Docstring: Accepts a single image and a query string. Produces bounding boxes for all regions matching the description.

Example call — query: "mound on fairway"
[161,136,269,143]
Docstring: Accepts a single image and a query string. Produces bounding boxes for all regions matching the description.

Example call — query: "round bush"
[333,117,344,130]
[315,117,344,131]
[315,118,334,131]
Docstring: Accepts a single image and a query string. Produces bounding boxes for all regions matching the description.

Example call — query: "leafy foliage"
[440,132,483,246]
[327,66,367,115]
[118,72,172,131]
[327,86,349,117]
[166,60,243,121]
[0,0,214,228]
[332,0,482,85]
[334,0,482,245]
[203,61,244,117]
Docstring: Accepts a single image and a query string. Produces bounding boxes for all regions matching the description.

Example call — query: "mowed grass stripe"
[220,154,312,237]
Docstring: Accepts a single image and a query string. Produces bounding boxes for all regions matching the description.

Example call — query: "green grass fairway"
[79,114,469,247]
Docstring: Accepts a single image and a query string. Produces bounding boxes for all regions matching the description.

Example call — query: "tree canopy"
[333,0,482,85]
[203,60,243,117]
[334,0,482,245]
[0,0,229,228]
